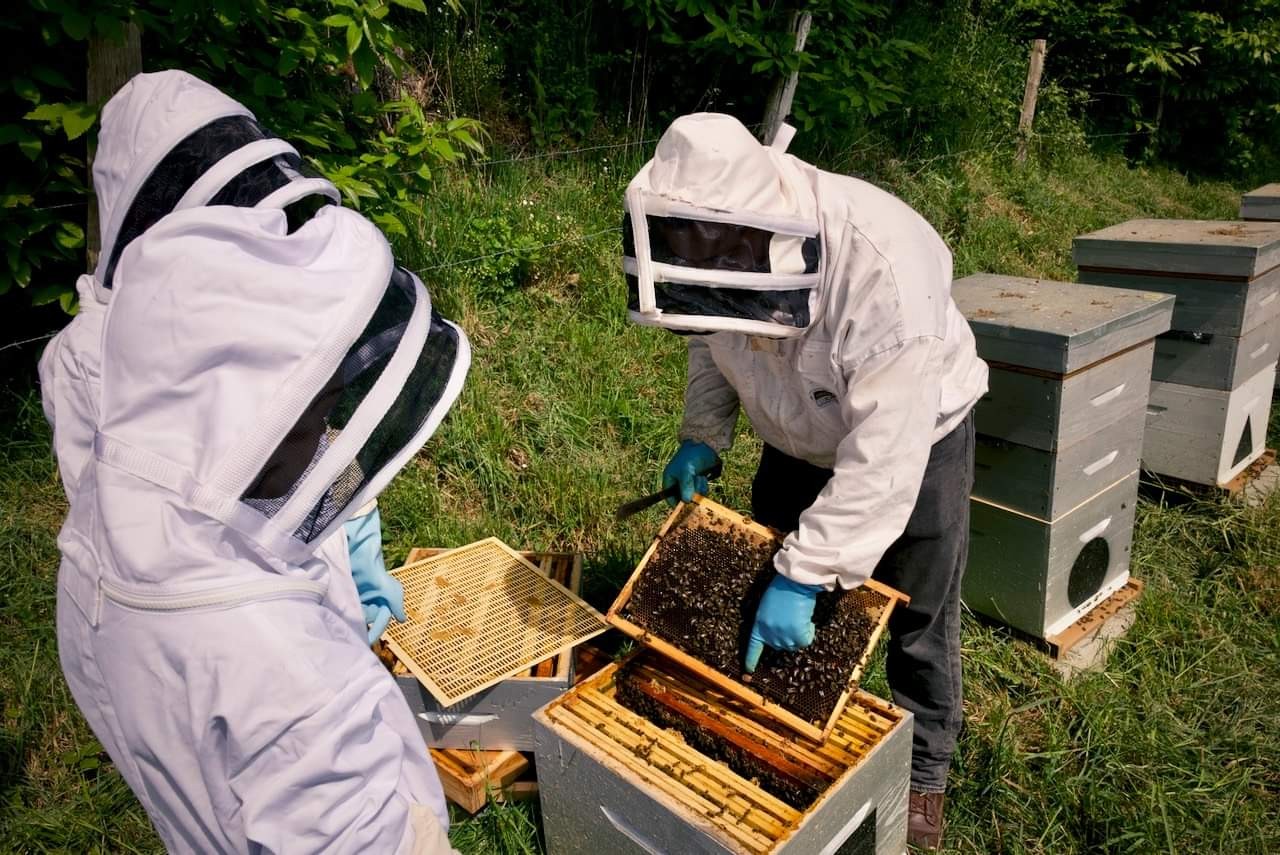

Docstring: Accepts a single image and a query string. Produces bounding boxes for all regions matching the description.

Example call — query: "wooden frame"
[404,547,583,680]
[429,747,533,814]
[385,538,607,707]
[606,495,908,742]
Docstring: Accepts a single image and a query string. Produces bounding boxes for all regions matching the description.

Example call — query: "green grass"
[2,143,1277,853]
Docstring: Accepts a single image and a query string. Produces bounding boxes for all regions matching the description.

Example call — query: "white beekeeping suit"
[623,113,988,589]
[58,202,468,852]
[37,69,377,632]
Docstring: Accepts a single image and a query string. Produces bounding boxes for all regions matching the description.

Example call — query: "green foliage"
[623,0,922,130]
[6,0,483,308]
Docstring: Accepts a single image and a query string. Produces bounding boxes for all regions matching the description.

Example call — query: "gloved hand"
[744,573,823,673]
[344,505,407,644]
[662,440,720,505]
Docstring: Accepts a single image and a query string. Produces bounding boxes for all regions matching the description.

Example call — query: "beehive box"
[953,274,1171,519]
[1074,220,1280,478]
[533,652,912,855]
[1242,184,1280,222]
[1144,362,1276,486]
[607,496,907,742]
[964,470,1139,639]
[386,543,602,751]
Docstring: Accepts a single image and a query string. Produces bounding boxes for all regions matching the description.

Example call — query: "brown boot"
[908,789,945,850]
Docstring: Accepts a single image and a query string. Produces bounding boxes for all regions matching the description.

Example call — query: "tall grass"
[1,142,1274,853]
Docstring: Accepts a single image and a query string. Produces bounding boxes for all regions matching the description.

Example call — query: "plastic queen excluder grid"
[607,497,909,742]
[385,537,609,707]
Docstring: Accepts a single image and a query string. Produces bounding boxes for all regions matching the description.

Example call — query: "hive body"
[1241,184,1280,222]
[1074,219,1280,482]
[953,274,1169,638]
[533,657,912,855]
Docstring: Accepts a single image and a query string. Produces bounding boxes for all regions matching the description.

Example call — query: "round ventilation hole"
[1068,537,1110,608]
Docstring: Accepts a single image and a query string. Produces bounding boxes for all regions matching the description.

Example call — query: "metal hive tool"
[386,537,609,707]
[607,497,908,741]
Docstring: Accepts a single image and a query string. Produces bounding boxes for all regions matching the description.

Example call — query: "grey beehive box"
[1149,313,1280,390]
[1144,362,1275,485]
[953,274,1174,375]
[533,661,913,855]
[1074,267,1280,337]
[964,470,1139,639]
[397,666,573,751]
[1242,184,1280,222]
[955,274,1169,525]
[1073,219,1280,279]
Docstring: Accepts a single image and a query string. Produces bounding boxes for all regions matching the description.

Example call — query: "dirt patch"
[972,308,999,319]
[622,517,879,726]
[997,290,1028,299]
[1209,224,1251,237]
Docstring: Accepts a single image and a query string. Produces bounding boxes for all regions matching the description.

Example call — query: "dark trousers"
[751,411,973,793]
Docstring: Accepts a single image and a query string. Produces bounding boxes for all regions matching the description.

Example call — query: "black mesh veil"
[241,267,463,544]
[622,212,818,329]
[102,115,337,288]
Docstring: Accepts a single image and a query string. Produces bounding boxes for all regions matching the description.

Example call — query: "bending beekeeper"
[622,113,987,851]
[42,71,468,853]
[39,69,405,647]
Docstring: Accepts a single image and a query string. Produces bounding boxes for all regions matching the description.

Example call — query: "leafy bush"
[8,0,484,309]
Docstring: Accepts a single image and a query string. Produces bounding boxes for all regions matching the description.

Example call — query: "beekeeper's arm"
[773,334,942,590]
[664,337,741,501]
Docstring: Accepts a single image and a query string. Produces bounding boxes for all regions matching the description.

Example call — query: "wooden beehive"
[965,471,1139,639]
[533,651,912,855]
[1074,219,1280,481]
[1242,184,1280,222]
[606,496,907,742]
[952,276,1165,638]
[384,547,585,751]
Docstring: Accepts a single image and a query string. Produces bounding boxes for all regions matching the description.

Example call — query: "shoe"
[908,789,945,850]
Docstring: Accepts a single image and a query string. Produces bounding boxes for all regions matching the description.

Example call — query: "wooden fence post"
[86,24,142,271]
[1015,38,1047,164]
[760,10,812,145]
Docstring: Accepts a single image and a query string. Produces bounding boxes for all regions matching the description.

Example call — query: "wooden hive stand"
[1141,448,1279,507]
[1044,578,1145,678]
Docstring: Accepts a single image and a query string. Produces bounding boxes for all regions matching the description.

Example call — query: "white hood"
[623,113,823,337]
[91,69,340,301]
[92,204,470,590]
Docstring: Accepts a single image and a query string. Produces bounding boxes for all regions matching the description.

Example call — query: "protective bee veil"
[622,114,823,337]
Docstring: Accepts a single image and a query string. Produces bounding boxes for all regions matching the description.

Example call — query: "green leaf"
[252,74,286,98]
[60,288,80,315]
[24,103,66,122]
[352,43,376,88]
[320,13,354,27]
[31,283,66,306]
[13,77,41,104]
[56,221,85,249]
[19,137,41,160]
[30,66,72,89]
[61,103,97,141]
[346,23,363,55]
[60,11,92,40]
[389,0,428,12]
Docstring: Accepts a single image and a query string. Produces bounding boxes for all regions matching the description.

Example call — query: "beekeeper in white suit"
[39,69,404,646]
[623,113,987,850]
[55,201,467,851]
[41,71,465,852]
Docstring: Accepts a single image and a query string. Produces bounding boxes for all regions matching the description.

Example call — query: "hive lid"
[953,274,1174,374]
[1241,184,1280,222]
[1072,219,1280,278]
[605,496,908,742]
[385,537,609,707]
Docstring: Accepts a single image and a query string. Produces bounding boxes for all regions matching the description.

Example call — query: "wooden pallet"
[430,747,535,814]
[1142,448,1278,499]
[1044,577,1144,660]
[607,495,908,742]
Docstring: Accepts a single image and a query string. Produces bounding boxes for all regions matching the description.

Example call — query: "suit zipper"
[100,577,328,612]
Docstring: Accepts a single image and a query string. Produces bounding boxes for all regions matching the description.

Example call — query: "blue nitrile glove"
[345,505,407,644]
[744,573,823,673]
[662,440,720,505]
